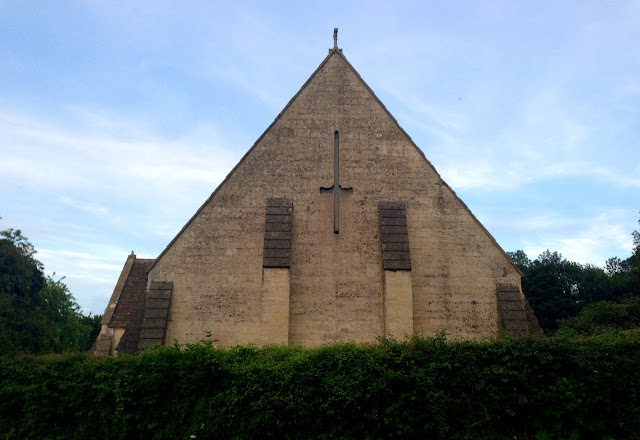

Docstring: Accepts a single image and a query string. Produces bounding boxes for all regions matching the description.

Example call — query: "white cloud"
[622,80,640,96]
[37,246,131,314]
[0,108,240,194]
[58,196,110,217]
[419,105,640,191]
[2,1,639,315]
[0,106,248,314]
[519,211,637,266]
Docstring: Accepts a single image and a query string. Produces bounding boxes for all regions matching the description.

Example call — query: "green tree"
[557,296,640,336]
[576,263,616,304]
[81,312,103,347]
[507,250,531,272]
[605,256,628,276]
[603,214,640,300]
[626,214,640,293]
[510,250,615,332]
[0,225,100,353]
[39,274,101,351]
[521,250,584,332]
[0,228,47,352]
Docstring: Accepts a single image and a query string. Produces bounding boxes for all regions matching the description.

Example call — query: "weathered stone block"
[138,339,161,349]
[503,320,529,331]
[381,242,410,251]
[379,202,405,210]
[264,239,291,249]
[383,260,412,271]
[380,217,407,226]
[146,290,171,300]
[497,291,522,302]
[143,318,167,328]
[502,310,527,321]
[382,251,411,261]
[381,225,408,234]
[261,268,290,345]
[384,270,413,339]
[267,198,293,207]
[500,302,525,312]
[379,209,406,218]
[265,215,292,224]
[264,231,292,240]
[150,281,173,290]
[381,234,410,243]
[144,307,169,319]
[263,257,290,268]
[146,298,170,309]
[266,206,293,215]
[264,248,292,258]
[140,328,165,339]
[265,222,292,232]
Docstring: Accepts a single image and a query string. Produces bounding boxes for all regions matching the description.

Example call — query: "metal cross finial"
[333,28,338,50]
[320,131,352,233]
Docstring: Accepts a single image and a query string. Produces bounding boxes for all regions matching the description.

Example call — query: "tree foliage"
[0,226,101,354]
[522,250,585,331]
[510,213,640,334]
[557,296,640,336]
[2,335,640,440]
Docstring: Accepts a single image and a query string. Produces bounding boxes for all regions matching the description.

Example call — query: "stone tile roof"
[114,306,144,354]
[108,258,154,328]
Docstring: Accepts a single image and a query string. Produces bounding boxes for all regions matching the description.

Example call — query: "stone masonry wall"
[148,52,522,346]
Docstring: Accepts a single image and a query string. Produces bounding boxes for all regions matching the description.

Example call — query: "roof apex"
[148,44,344,272]
[329,27,343,54]
[147,36,522,277]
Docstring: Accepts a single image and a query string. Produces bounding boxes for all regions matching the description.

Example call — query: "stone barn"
[93,31,540,356]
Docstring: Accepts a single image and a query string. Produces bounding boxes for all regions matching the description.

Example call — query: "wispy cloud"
[37,246,133,314]
[0,108,239,193]
[418,93,640,191]
[2,0,638,315]
[58,197,110,217]
[0,106,248,314]
[510,210,637,266]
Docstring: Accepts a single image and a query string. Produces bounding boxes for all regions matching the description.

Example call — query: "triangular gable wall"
[143,49,532,346]
[147,51,337,272]
[149,50,520,276]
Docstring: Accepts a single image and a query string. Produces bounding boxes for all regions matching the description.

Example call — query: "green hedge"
[1,334,640,439]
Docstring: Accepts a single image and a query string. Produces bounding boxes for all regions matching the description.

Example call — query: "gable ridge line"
[147,51,338,272]
[102,253,136,325]
[147,49,521,277]
[336,52,523,276]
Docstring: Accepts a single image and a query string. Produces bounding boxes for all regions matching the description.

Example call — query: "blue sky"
[1,1,639,315]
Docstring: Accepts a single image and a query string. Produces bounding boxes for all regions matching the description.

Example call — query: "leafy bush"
[0,227,101,354]
[557,296,640,336]
[1,335,640,439]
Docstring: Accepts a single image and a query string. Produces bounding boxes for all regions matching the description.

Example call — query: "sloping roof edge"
[109,258,154,327]
[149,48,522,277]
[334,52,523,277]
[101,252,135,325]
[148,50,340,272]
